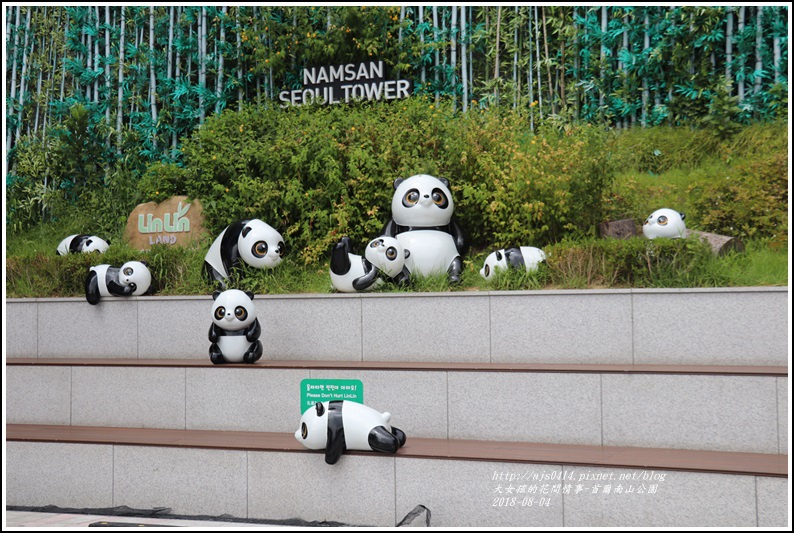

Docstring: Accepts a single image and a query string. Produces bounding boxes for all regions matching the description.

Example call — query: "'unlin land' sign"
[280,60,411,107]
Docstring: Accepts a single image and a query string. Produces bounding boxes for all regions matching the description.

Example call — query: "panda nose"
[423,194,429,198]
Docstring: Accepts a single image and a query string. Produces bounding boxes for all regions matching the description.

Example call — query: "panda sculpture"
[329,235,409,293]
[85,261,153,305]
[57,234,110,256]
[208,289,263,364]
[204,219,285,288]
[381,174,467,283]
[295,400,407,465]
[480,246,546,280]
[642,208,687,239]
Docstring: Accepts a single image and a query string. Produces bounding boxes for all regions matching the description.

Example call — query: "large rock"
[124,195,207,250]
[599,219,638,240]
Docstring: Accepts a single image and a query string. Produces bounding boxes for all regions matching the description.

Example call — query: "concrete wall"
[6,442,788,527]
[6,287,788,365]
[7,366,787,454]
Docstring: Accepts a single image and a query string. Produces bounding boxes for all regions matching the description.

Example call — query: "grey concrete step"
[7,359,787,454]
[6,287,788,366]
[6,425,788,527]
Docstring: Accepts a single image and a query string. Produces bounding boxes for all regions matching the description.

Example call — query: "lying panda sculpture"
[381,174,466,283]
[296,400,406,465]
[329,235,409,292]
[480,246,546,280]
[57,234,110,255]
[642,208,687,239]
[204,219,285,288]
[85,261,153,305]
[208,289,263,364]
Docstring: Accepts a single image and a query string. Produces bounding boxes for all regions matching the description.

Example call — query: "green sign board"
[301,379,364,414]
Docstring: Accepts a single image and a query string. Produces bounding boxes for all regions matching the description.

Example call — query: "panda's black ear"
[680,212,686,220]
[495,251,503,261]
[139,260,149,266]
[245,290,254,300]
[404,249,410,259]
[315,402,325,416]
[212,290,222,301]
[393,178,405,190]
[438,177,450,188]
[241,225,252,238]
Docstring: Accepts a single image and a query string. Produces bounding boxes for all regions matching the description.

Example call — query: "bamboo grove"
[4,5,790,162]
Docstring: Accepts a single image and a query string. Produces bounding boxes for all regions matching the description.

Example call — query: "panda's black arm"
[85,271,100,305]
[245,318,261,342]
[368,426,399,454]
[208,323,222,343]
[352,260,379,291]
[106,279,135,296]
[450,219,468,255]
[381,219,398,237]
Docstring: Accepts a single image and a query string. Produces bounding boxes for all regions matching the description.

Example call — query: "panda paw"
[243,340,263,364]
[210,350,227,365]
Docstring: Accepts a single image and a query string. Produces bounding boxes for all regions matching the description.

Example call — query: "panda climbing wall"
[382,174,466,283]
[208,289,263,364]
[85,261,153,305]
[204,219,285,288]
[329,235,409,292]
[57,234,110,255]
[295,400,407,465]
[643,208,687,239]
[480,246,546,280]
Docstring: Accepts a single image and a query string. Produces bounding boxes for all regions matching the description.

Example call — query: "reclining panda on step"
[329,235,409,292]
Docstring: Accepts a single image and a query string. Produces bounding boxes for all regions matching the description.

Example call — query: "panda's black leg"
[209,343,227,364]
[391,426,407,447]
[330,238,352,276]
[447,256,463,284]
[204,262,228,291]
[368,426,400,454]
[85,271,100,305]
[243,340,263,364]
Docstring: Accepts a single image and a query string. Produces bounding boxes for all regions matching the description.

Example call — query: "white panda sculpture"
[57,234,110,255]
[642,208,687,239]
[295,400,407,465]
[480,247,546,280]
[85,261,153,305]
[204,219,285,288]
[208,289,263,364]
[382,174,466,283]
[329,235,409,292]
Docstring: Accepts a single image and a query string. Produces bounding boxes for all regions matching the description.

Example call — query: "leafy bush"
[689,151,788,241]
[610,126,722,175]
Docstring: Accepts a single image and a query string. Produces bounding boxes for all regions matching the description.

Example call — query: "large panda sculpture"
[329,235,409,292]
[381,174,466,283]
[208,289,263,364]
[85,261,153,305]
[57,234,110,255]
[295,400,406,465]
[204,219,285,288]
[480,246,546,280]
[643,208,687,239]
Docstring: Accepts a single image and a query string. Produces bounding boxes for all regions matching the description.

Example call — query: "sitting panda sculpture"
[642,208,687,239]
[382,174,467,283]
[329,235,409,292]
[85,261,153,305]
[295,400,407,465]
[57,234,110,255]
[208,289,263,364]
[204,219,285,288]
[480,246,546,280]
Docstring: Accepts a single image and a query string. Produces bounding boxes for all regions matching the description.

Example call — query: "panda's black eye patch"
[253,241,268,258]
[123,267,133,276]
[277,241,285,257]
[301,422,308,439]
[386,247,397,260]
[431,188,449,208]
[214,306,226,320]
[658,216,668,226]
[495,251,503,261]
[484,264,490,277]
[234,306,248,321]
[403,189,420,207]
